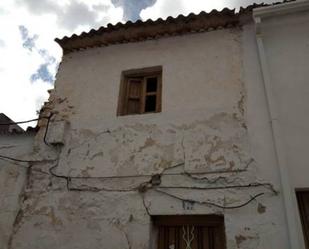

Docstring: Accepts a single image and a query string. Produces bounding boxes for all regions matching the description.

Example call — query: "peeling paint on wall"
[3,26,290,249]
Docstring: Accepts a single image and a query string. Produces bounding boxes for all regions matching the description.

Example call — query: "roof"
[0,113,38,135]
[0,113,24,134]
[55,1,293,54]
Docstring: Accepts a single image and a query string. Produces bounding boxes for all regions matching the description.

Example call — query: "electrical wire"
[68,180,149,193]
[0,154,276,194]
[157,183,276,193]
[0,151,271,210]
[0,116,49,126]
[155,188,265,209]
[0,114,53,163]
[0,154,53,176]
[0,115,274,211]
[43,113,53,146]
[0,154,38,163]
[0,113,54,162]
[42,166,244,180]
[0,155,180,178]
[0,152,246,180]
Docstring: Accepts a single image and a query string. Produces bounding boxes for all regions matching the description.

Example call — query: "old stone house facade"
[1,1,309,249]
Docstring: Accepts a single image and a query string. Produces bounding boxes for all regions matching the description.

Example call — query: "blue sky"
[0,0,276,128]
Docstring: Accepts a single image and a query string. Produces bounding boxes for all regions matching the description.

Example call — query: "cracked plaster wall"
[0,134,35,249]
[8,26,290,249]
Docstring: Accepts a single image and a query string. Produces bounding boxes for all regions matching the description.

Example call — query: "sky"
[0,0,277,129]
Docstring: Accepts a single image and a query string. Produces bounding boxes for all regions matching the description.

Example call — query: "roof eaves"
[253,0,309,19]
[55,1,295,54]
[56,8,240,54]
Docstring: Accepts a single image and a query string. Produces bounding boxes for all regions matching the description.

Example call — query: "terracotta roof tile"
[55,1,294,54]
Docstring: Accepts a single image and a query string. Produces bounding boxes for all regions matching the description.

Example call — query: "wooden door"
[297,191,309,248]
[154,215,226,249]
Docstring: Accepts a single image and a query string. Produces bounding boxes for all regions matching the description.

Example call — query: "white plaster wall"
[0,134,34,249]
[241,22,290,248]
[259,11,309,189]
[9,26,290,249]
[54,28,249,177]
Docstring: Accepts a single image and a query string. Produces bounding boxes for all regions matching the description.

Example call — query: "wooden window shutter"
[125,78,143,114]
[117,66,162,116]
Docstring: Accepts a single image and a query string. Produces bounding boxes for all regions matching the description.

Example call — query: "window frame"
[117,66,162,116]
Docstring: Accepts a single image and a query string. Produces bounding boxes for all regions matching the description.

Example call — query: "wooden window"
[117,66,162,116]
[296,191,309,248]
[153,215,226,249]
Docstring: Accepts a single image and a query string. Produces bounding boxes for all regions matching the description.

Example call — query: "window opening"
[117,66,162,116]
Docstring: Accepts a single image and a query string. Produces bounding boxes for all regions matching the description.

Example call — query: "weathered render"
[0,132,35,249]
[2,1,309,249]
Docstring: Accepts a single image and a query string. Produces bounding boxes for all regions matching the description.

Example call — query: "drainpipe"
[253,2,309,249]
